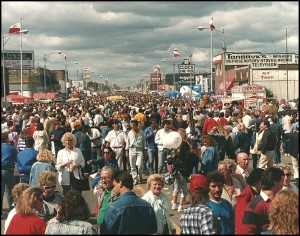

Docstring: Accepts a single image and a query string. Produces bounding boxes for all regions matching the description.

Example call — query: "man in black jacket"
[270,116,283,165]
[258,120,276,169]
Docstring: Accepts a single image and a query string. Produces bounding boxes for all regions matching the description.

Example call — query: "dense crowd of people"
[1,91,299,234]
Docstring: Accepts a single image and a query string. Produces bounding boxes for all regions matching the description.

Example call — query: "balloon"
[162,131,182,149]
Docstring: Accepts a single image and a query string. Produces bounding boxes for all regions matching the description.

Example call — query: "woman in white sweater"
[142,174,176,235]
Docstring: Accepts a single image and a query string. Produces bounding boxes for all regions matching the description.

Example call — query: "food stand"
[230,84,266,110]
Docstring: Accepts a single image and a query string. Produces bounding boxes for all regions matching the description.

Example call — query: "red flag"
[173,50,180,57]
[209,17,215,31]
[8,22,21,34]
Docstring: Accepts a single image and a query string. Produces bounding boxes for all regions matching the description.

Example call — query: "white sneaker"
[178,205,183,212]
[172,203,177,210]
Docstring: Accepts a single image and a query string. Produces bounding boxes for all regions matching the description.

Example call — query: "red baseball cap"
[190,174,208,193]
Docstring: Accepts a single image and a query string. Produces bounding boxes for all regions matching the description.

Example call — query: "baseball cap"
[190,174,208,193]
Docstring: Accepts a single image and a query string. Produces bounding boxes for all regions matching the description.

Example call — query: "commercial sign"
[252,70,299,81]
[178,59,195,73]
[225,52,298,68]
[1,50,35,69]
[151,73,161,85]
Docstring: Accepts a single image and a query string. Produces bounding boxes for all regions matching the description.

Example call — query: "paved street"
[1,154,296,234]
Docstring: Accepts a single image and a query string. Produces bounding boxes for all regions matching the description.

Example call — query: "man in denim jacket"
[100,170,157,234]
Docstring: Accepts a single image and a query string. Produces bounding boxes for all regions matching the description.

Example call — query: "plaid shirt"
[180,204,217,235]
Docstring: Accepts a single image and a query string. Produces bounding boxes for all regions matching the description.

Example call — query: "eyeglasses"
[104,152,110,154]
[43,185,56,190]
[284,173,291,177]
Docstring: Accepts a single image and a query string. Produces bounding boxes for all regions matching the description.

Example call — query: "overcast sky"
[1,1,299,87]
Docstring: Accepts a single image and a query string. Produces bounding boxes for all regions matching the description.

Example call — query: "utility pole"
[286,27,288,101]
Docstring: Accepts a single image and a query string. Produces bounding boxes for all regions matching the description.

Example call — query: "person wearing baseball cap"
[179,174,219,234]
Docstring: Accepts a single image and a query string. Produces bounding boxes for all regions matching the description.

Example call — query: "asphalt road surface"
[1,154,296,234]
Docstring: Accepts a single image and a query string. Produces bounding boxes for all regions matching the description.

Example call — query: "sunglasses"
[43,185,56,190]
[284,173,291,177]
[104,152,110,154]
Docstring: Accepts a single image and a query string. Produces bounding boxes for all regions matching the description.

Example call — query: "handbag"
[71,168,90,192]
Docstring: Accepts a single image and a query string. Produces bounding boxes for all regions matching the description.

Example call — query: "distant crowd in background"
[1,92,299,235]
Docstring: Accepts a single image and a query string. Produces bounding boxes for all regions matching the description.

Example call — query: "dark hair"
[206,171,225,185]
[112,119,120,125]
[103,146,117,159]
[25,136,34,147]
[36,123,44,131]
[130,119,139,126]
[82,124,90,133]
[1,132,9,142]
[57,190,90,222]
[162,119,171,126]
[264,120,271,128]
[99,122,106,126]
[112,170,133,190]
[247,168,265,186]
[261,167,284,190]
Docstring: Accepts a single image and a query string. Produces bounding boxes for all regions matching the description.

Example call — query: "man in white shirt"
[125,119,147,185]
[105,119,126,170]
[242,110,252,128]
[155,120,172,174]
[282,111,293,155]
[94,108,104,127]
[87,126,102,172]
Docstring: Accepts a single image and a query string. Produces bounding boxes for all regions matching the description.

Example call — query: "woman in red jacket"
[6,186,46,235]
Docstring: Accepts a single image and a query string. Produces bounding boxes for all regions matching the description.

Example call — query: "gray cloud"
[2,1,298,87]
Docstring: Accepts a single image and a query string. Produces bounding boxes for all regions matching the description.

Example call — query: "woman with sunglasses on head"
[38,171,64,222]
[5,186,46,235]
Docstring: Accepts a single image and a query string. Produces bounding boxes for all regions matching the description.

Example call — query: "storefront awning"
[217,76,235,94]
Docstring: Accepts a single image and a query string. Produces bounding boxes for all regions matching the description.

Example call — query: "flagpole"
[210,25,213,92]
[173,50,175,91]
[65,53,68,99]
[2,34,8,105]
[156,66,159,91]
[20,18,23,98]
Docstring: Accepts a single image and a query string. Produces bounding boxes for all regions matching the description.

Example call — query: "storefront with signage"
[230,84,266,109]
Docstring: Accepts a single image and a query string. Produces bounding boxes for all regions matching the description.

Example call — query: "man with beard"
[207,171,235,235]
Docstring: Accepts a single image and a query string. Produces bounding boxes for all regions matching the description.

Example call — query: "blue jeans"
[1,170,16,213]
[158,148,171,174]
[273,142,281,164]
[146,148,158,175]
[19,174,30,184]
[91,146,101,160]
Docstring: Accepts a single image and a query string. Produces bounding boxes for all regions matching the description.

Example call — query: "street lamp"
[19,29,29,98]
[74,62,79,80]
[173,49,178,91]
[43,51,62,96]
[285,27,289,101]
[198,21,226,95]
